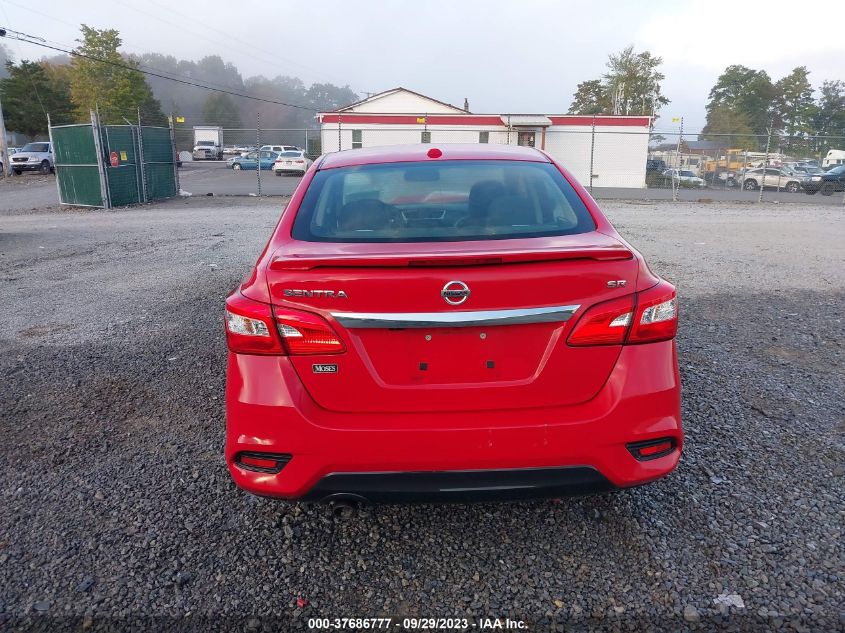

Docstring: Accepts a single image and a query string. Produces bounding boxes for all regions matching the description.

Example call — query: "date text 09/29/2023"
[307,617,527,630]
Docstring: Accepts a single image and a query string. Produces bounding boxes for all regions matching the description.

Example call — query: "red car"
[225,144,681,503]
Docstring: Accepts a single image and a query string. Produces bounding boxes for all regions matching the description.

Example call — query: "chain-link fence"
[167,114,845,203]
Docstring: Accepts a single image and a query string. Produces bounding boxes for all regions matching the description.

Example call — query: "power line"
[0,29,319,112]
[2,0,368,98]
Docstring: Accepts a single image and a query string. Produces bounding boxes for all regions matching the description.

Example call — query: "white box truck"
[192,126,223,160]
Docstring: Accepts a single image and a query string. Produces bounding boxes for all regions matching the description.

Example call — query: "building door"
[517,131,535,147]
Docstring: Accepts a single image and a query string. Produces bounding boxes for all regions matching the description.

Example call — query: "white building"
[317,88,653,188]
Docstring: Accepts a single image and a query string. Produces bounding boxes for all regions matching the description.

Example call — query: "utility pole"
[673,116,684,202]
[0,95,10,178]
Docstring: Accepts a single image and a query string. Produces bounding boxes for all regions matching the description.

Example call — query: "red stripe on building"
[548,116,651,127]
[319,114,652,127]
[319,114,506,126]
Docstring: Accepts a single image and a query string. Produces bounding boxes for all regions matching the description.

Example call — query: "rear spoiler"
[270,245,633,270]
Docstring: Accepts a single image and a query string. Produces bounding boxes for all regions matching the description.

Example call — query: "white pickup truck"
[8,142,54,175]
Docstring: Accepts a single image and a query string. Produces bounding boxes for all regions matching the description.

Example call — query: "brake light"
[294,160,304,163]
[274,307,346,355]
[225,293,283,355]
[567,294,635,346]
[567,281,677,346]
[627,281,678,344]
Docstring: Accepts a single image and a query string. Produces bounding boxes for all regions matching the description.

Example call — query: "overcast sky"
[2,0,843,131]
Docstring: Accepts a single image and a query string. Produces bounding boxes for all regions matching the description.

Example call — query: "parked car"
[740,167,801,192]
[788,163,824,177]
[228,150,278,170]
[9,142,53,175]
[663,168,705,187]
[260,144,302,155]
[0,147,16,173]
[646,159,667,173]
[272,150,313,176]
[224,144,681,503]
[800,164,845,195]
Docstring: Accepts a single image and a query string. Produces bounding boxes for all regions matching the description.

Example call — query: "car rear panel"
[265,233,639,417]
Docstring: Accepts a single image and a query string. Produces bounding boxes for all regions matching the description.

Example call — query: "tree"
[699,104,758,150]
[603,45,670,116]
[812,80,845,155]
[703,65,775,140]
[202,92,241,127]
[0,60,74,138]
[0,43,12,79]
[305,83,358,113]
[567,79,609,115]
[568,45,669,117]
[772,66,816,154]
[69,25,165,124]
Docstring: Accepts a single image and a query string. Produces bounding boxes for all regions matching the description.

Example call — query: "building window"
[352,129,362,149]
[421,131,431,144]
[479,131,489,144]
[517,131,535,147]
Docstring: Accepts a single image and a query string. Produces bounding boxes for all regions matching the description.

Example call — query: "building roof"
[333,87,468,114]
[321,88,652,128]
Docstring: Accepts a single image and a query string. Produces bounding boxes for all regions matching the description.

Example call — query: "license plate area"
[353,323,559,385]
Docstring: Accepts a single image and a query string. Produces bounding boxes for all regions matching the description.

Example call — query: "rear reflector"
[627,438,677,461]
[234,451,292,473]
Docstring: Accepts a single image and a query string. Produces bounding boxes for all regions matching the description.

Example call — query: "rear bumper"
[301,466,614,503]
[225,341,682,501]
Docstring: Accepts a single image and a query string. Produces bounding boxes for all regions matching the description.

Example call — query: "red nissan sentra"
[224,144,681,503]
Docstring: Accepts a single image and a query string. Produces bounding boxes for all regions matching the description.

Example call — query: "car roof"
[318,143,549,170]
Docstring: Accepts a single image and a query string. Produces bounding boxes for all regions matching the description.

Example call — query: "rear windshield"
[291,160,595,243]
[279,151,302,157]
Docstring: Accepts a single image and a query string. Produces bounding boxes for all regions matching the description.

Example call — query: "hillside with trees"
[0,25,358,140]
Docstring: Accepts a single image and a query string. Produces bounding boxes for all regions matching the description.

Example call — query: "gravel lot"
[0,197,842,631]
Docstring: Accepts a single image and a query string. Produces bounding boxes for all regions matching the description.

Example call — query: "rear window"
[291,160,595,243]
[278,151,302,158]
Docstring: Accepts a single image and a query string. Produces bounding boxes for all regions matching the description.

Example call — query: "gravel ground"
[0,198,843,632]
[0,174,63,214]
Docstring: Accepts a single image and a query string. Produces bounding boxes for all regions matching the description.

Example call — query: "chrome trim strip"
[331,305,580,329]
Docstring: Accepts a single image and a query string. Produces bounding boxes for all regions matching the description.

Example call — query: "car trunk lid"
[266,233,638,416]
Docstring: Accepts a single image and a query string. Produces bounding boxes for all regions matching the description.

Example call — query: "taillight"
[274,307,346,355]
[567,294,635,346]
[627,281,678,344]
[225,293,283,355]
[224,293,346,355]
[567,281,677,346]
